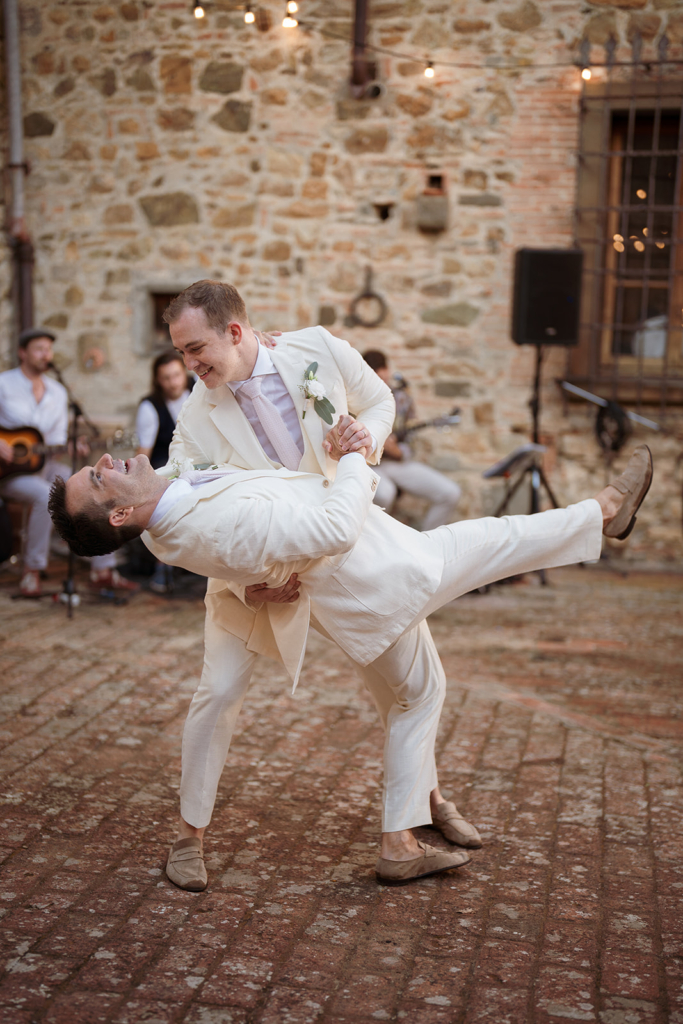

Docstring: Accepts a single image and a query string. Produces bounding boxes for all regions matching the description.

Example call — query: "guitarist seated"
[0,327,136,596]
[363,349,462,532]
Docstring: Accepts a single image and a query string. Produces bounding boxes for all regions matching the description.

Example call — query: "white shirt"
[0,366,68,445]
[148,478,194,529]
[135,391,191,449]
[228,346,305,465]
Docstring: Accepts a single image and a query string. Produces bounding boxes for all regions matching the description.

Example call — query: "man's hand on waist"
[245,573,301,605]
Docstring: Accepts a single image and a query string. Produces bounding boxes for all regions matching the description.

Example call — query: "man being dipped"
[49,432,652,888]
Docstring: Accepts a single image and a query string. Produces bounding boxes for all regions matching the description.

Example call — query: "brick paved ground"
[0,563,681,1024]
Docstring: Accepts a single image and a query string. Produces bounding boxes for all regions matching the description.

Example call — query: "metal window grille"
[572,33,683,413]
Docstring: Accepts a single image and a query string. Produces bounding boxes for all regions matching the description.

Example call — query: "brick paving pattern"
[0,566,681,1024]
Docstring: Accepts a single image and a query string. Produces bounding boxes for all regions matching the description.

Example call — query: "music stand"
[483,441,550,516]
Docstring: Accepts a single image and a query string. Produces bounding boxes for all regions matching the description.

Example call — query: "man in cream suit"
[50,441,653,886]
[158,280,494,886]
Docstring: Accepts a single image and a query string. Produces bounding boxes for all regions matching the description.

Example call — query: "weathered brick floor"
[0,564,681,1024]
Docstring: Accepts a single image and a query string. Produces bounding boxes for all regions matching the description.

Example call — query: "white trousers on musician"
[179,498,603,835]
[374,459,462,531]
[0,460,114,571]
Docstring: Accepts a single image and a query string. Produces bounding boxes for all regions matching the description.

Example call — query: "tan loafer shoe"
[166,837,208,892]
[431,801,483,849]
[603,444,653,541]
[376,840,470,885]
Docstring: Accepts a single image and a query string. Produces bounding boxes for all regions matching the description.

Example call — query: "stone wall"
[2,0,682,561]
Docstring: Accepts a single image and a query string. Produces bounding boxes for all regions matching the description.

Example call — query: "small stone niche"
[417,174,449,233]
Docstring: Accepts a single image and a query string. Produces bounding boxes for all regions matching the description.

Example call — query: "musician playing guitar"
[0,327,135,596]
[363,349,462,532]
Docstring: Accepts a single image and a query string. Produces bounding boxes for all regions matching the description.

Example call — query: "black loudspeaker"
[512,248,583,346]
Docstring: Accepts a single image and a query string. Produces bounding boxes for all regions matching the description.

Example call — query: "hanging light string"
[195,4,683,74]
[295,20,683,74]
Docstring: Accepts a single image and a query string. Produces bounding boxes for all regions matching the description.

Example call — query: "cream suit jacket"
[143,458,444,689]
[163,324,396,674]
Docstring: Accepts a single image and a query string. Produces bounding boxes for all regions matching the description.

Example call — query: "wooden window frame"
[570,79,683,407]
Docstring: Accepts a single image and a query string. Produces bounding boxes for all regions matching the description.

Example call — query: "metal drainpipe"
[3,0,34,342]
[351,0,371,97]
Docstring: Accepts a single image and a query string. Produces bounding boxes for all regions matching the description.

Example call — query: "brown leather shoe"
[375,841,470,885]
[166,837,208,891]
[603,444,653,541]
[431,801,483,849]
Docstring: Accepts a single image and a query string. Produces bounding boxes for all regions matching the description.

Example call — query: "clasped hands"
[322,414,371,461]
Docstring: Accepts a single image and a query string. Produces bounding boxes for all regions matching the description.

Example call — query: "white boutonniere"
[299,362,335,424]
[156,455,196,480]
[156,456,217,479]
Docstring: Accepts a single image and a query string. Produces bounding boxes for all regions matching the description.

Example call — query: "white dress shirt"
[0,367,68,445]
[135,391,191,449]
[228,346,305,465]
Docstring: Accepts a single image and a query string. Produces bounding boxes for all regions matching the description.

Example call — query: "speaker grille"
[512,248,583,346]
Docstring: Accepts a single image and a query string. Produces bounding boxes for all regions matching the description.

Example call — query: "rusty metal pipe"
[3,0,34,338]
[351,0,374,95]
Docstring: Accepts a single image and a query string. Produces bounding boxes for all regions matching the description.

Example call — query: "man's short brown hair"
[162,280,248,333]
[48,477,143,557]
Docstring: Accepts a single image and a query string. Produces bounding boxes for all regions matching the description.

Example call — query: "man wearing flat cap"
[0,327,128,595]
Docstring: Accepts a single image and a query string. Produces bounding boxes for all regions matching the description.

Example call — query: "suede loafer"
[603,444,653,541]
[166,837,208,892]
[376,840,470,885]
[431,801,483,849]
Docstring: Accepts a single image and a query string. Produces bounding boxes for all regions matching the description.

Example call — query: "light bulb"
[286,0,298,11]
[581,67,592,80]
[194,2,205,17]
[283,13,297,26]
[424,62,435,78]
[244,5,254,21]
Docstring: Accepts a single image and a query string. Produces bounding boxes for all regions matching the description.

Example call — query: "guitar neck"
[37,444,70,457]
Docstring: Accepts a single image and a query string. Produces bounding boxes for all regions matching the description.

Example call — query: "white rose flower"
[156,456,196,479]
[306,379,326,400]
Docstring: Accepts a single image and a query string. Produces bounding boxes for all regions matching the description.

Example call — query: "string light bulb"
[581,66,592,80]
[244,2,254,21]
[424,61,435,78]
[193,0,205,17]
[286,0,298,11]
[282,4,297,27]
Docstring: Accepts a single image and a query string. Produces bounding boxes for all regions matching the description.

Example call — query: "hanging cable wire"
[296,20,683,71]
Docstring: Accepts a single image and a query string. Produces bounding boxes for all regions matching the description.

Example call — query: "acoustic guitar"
[0,426,135,481]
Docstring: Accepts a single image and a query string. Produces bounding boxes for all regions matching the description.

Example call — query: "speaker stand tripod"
[492,345,560,585]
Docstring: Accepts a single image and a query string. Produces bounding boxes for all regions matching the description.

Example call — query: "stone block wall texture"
[1,0,682,560]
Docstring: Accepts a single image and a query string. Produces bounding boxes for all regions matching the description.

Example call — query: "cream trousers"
[180,498,603,832]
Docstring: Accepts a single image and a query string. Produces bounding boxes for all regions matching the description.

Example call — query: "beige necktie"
[239,375,303,470]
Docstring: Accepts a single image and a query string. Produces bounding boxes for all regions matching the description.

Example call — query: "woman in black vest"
[135,351,193,591]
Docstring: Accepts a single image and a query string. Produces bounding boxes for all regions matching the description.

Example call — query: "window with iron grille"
[571,43,683,410]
